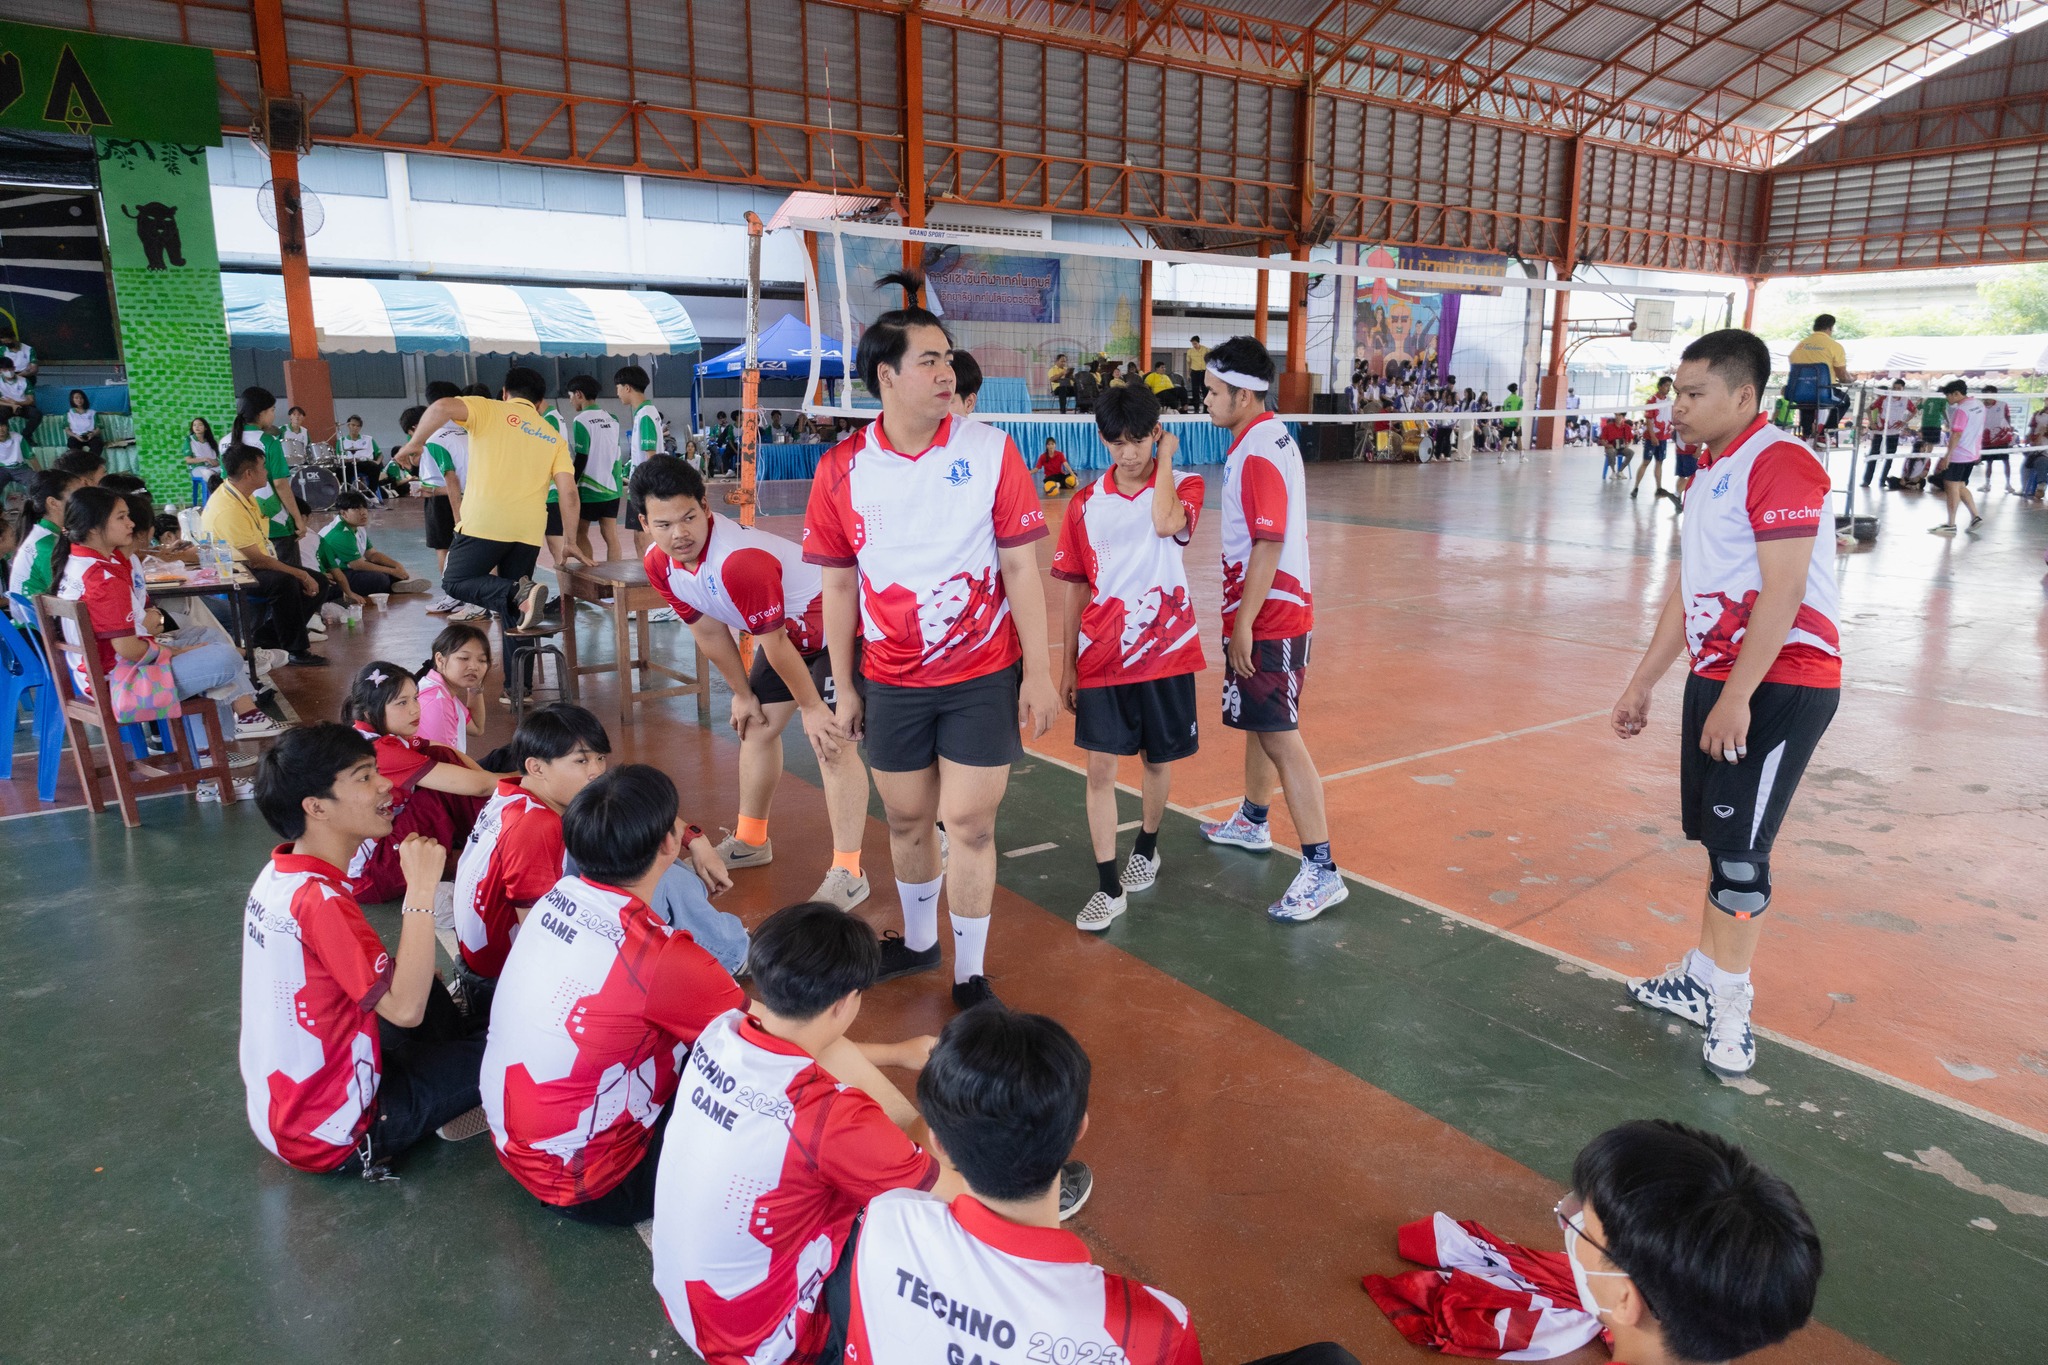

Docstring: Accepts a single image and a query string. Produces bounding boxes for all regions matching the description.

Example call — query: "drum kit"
[288,439,375,512]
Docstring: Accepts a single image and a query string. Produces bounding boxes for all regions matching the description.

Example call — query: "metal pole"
[739,211,764,531]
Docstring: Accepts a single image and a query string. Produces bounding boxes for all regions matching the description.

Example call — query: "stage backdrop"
[1353,246,1509,384]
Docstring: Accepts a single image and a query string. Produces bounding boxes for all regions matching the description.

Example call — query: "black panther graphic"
[123,201,184,271]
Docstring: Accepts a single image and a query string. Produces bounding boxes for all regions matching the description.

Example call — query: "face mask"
[1565,1215,1632,1320]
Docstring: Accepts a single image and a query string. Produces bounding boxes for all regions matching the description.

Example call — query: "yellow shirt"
[1186,343,1209,370]
[1143,371,1173,395]
[1788,330,1847,379]
[199,481,270,560]
[454,396,573,546]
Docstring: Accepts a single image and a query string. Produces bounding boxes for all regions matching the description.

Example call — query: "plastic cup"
[369,593,390,611]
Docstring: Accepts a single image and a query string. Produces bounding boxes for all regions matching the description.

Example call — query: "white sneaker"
[304,622,328,640]
[646,606,680,624]
[234,711,283,740]
[1200,807,1272,851]
[452,604,490,621]
[1076,890,1127,932]
[1628,956,1715,1027]
[196,776,255,802]
[1267,861,1348,922]
[1703,981,1757,1076]
[254,647,289,675]
[715,833,773,868]
[1120,849,1160,891]
[426,595,460,614]
[811,866,871,912]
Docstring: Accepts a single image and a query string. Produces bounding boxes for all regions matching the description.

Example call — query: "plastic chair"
[10,590,164,764]
[0,611,63,801]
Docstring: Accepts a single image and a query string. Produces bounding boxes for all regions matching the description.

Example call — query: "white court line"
[1003,842,1059,858]
[1025,745,2048,1150]
[1116,819,1143,832]
[1189,709,1612,813]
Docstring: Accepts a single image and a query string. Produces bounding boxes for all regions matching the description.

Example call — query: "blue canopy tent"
[691,314,847,430]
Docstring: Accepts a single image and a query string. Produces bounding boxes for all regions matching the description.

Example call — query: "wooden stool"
[501,620,566,721]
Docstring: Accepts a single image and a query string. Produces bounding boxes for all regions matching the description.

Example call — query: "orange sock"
[832,848,863,876]
[736,815,770,846]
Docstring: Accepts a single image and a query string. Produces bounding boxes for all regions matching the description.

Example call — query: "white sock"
[950,912,990,984]
[897,876,943,952]
[1688,948,1749,993]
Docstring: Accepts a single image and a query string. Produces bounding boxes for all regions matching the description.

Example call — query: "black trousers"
[248,566,315,654]
[444,532,539,619]
[333,978,486,1175]
[553,1103,674,1226]
[343,567,399,596]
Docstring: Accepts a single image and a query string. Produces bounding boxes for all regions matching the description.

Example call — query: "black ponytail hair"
[856,269,952,392]
[418,622,492,682]
[49,485,127,590]
[230,385,278,453]
[16,467,81,543]
[341,660,418,734]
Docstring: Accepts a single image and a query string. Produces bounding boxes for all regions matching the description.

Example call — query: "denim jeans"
[167,637,246,709]
[561,852,750,975]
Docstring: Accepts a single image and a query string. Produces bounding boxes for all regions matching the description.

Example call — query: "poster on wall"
[923,247,1061,323]
[0,188,118,363]
[1351,244,1498,383]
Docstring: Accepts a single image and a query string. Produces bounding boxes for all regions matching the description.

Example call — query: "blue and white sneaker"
[1268,862,1348,922]
[1200,807,1273,851]
[1703,982,1757,1076]
[1628,957,1715,1027]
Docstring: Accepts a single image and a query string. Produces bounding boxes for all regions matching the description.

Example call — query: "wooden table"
[555,560,710,727]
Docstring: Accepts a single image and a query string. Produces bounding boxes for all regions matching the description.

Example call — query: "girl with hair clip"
[415,622,492,754]
[342,659,498,906]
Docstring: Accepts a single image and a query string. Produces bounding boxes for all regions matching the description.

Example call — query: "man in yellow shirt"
[1787,313,1847,442]
[200,441,328,665]
[1186,336,1209,400]
[393,367,579,631]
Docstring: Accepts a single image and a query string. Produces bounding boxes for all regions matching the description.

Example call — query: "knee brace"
[1709,852,1771,919]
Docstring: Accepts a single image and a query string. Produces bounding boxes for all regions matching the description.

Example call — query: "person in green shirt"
[1501,382,1523,449]
[565,373,625,563]
[614,365,676,615]
[315,491,429,605]
[540,399,574,570]
[8,468,82,607]
[338,415,383,498]
[229,386,305,568]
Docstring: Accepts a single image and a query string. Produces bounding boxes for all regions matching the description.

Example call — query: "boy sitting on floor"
[315,491,430,605]
[1037,437,1079,494]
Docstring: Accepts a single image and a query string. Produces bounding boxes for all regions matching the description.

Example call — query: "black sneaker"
[1057,1160,1093,1221]
[286,651,329,667]
[951,974,1001,1010]
[875,931,941,982]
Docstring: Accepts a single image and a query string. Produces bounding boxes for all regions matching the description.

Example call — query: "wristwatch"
[684,823,704,846]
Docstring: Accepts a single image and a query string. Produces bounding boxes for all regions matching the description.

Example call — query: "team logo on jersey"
[945,457,974,486]
[1711,470,1733,498]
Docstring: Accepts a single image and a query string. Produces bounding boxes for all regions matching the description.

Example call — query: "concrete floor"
[4,451,2044,1363]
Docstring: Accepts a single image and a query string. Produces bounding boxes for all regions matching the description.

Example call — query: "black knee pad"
[1709,852,1771,919]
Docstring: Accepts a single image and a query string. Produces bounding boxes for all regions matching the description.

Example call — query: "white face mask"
[1565,1215,1632,1320]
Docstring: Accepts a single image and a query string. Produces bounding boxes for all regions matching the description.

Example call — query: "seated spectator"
[1561,1119,1821,1365]
[843,1008,1357,1365]
[55,447,105,486]
[10,468,83,608]
[342,660,497,904]
[480,763,748,1225]
[1049,353,1075,414]
[0,413,28,507]
[1037,437,1078,494]
[315,491,429,606]
[1073,363,1100,414]
[64,390,105,459]
[199,441,326,667]
[950,349,984,417]
[337,414,382,496]
[185,417,221,506]
[652,901,957,1364]
[415,621,491,755]
[0,355,35,436]
[101,474,285,680]
[1600,413,1637,481]
[243,723,487,1176]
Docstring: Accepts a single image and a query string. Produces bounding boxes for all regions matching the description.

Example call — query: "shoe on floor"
[1058,1160,1093,1221]
[234,710,284,739]
[1629,957,1715,1027]
[391,577,432,594]
[304,622,328,640]
[225,750,261,769]
[1267,862,1349,922]
[452,604,490,621]
[811,866,870,912]
[952,974,1001,1010]
[436,1105,491,1142]
[1200,807,1273,851]
[286,651,329,667]
[1076,890,1127,932]
[645,606,680,624]
[1120,849,1160,891]
[254,647,290,675]
[1703,981,1757,1076]
[1931,524,1958,534]
[715,833,773,868]
[196,776,255,802]
[875,931,941,982]
[426,595,459,614]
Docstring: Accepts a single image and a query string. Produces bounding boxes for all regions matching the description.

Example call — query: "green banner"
[0,21,220,146]
[98,139,234,505]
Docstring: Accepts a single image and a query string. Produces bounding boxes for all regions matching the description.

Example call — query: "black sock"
[1133,827,1159,860]
[1304,840,1333,870]
[1095,859,1121,896]
[1241,799,1270,825]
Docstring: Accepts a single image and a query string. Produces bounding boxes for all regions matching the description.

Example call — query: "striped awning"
[220,273,700,356]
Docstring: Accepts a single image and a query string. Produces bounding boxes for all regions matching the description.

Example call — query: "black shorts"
[864,662,1022,772]
[1675,451,1699,478]
[544,502,563,536]
[1644,439,1668,461]
[1221,632,1310,733]
[1680,673,1838,855]
[582,497,620,522]
[423,492,455,550]
[748,641,863,708]
[1933,460,1978,485]
[1074,674,1199,762]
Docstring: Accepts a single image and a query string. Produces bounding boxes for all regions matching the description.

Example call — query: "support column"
[1253,240,1271,348]
[1537,137,1584,452]
[253,0,333,442]
[1138,259,1154,372]
[1742,276,1761,330]
[900,11,926,286]
[1279,240,1311,413]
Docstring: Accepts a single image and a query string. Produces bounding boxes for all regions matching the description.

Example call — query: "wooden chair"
[34,594,237,827]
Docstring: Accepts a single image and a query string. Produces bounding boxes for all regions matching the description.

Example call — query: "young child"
[315,491,429,605]
[242,724,486,1176]
[342,661,498,905]
[1053,383,1204,931]
[415,621,491,755]
[1037,436,1078,494]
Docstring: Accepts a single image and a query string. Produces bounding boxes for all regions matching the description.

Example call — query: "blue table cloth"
[975,377,1034,414]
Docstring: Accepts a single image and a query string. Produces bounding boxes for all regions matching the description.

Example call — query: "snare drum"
[292,464,342,512]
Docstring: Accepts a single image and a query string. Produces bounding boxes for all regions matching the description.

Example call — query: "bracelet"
[402,904,436,915]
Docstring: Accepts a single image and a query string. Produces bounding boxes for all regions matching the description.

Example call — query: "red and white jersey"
[653,1010,939,1364]
[1051,469,1206,686]
[1947,397,1986,462]
[802,416,1048,686]
[343,722,465,895]
[1220,413,1313,640]
[239,848,394,1172]
[1681,415,1841,689]
[843,1191,1199,1365]
[58,544,147,698]
[1982,398,2015,448]
[647,516,825,653]
[1646,396,1674,442]
[1878,395,1913,433]
[480,875,743,1206]
[451,779,564,979]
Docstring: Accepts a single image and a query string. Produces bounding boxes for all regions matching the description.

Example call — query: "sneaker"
[715,833,773,869]
[1703,981,1757,1076]
[319,602,347,625]
[435,1105,491,1142]
[1075,890,1127,932]
[1931,524,1958,534]
[875,931,941,982]
[1267,862,1349,922]
[1628,958,1714,1027]
[234,710,283,740]
[225,750,261,769]
[1119,849,1160,891]
[811,866,871,912]
[426,595,460,614]
[391,577,432,594]
[1200,807,1273,851]
[452,604,491,621]
[196,776,255,802]
[285,651,329,667]
[254,647,290,675]
[304,622,327,639]
[1968,514,1985,529]
[517,579,551,631]
[952,974,1001,1010]
[1057,1160,1093,1221]
[646,606,680,624]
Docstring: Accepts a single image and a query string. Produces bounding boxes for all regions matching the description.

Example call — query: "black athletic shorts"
[1675,450,1699,479]
[1074,673,1199,761]
[1933,460,1979,485]
[748,640,863,708]
[582,497,620,522]
[623,498,644,531]
[423,492,455,550]
[544,502,563,536]
[1679,673,1838,855]
[1221,632,1310,733]
[864,662,1022,772]
[1644,438,1669,461]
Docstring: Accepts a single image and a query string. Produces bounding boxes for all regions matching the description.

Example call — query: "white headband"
[1207,364,1269,393]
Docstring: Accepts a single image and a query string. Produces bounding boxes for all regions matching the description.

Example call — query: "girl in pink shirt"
[415,622,491,754]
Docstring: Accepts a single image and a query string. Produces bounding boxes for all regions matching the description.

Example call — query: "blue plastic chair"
[0,609,64,801]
